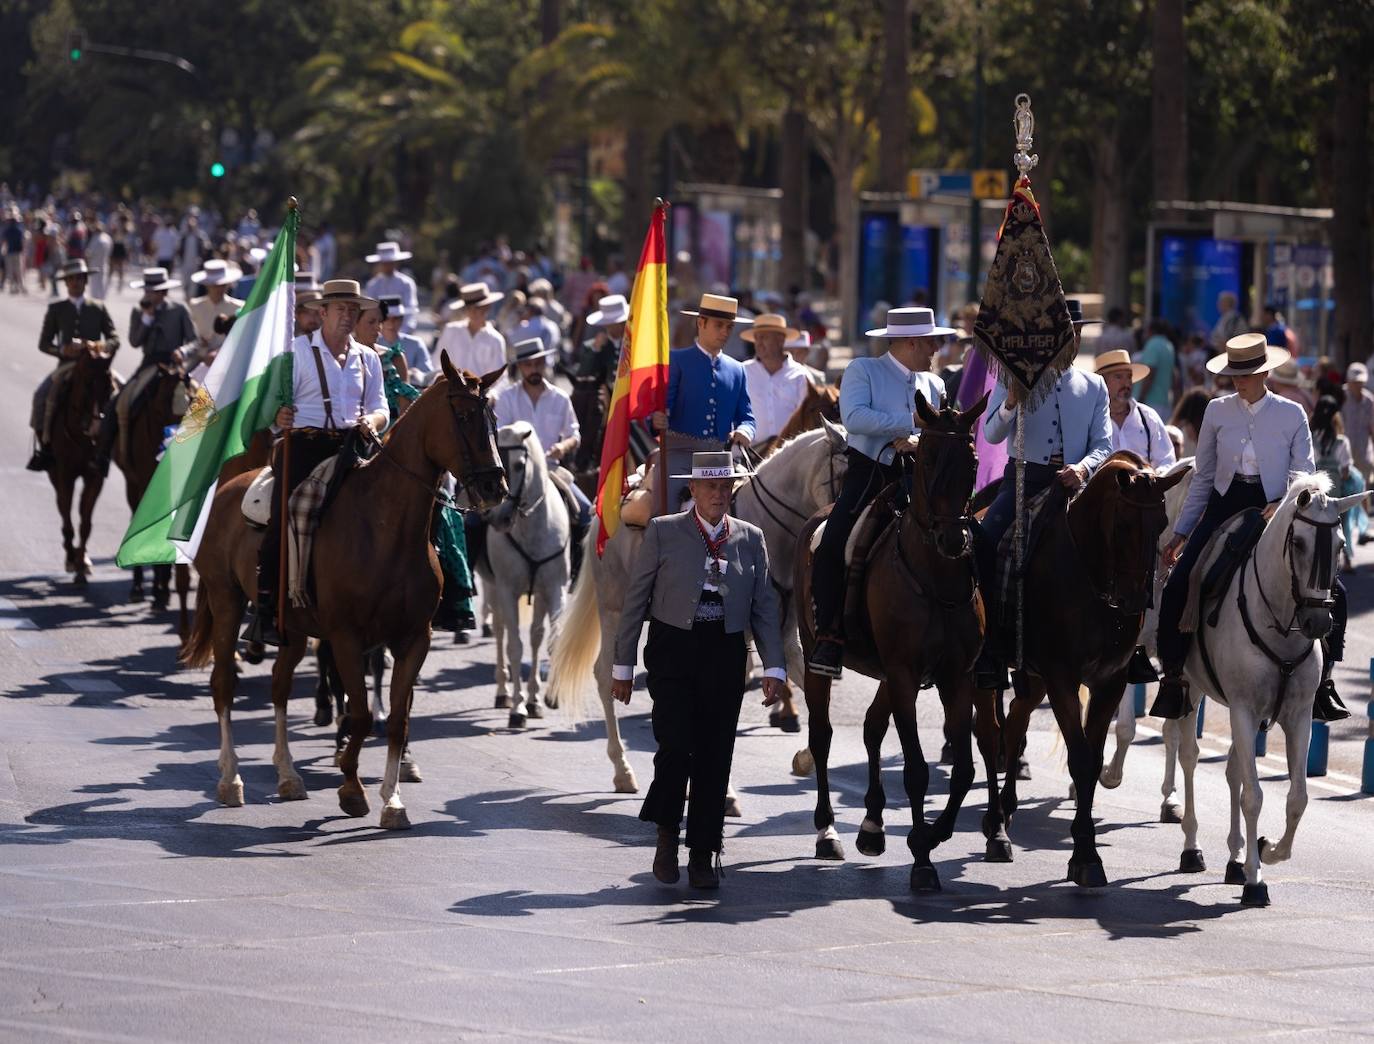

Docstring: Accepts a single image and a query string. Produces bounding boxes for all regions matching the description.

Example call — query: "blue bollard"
[1255,728,1268,758]
[1308,720,1329,777]
[1195,694,1206,738]
[1134,683,1146,718]
[1363,659,1374,796]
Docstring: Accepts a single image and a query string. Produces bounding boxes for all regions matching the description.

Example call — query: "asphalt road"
[2,282,1373,1042]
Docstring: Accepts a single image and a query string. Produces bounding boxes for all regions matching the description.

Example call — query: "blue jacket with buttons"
[840,355,945,464]
[984,367,1112,472]
[666,344,756,442]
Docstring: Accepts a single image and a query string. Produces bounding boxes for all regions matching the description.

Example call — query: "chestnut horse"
[114,362,194,632]
[766,382,841,455]
[48,348,116,584]
[794,392,989,892]
[980,451,1188,886]
[181,355,507,828]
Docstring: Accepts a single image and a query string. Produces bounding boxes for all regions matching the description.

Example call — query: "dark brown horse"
[48,348,117,584]
[114,363,194,631]
[181,354,507,826]
[979,451,1188,886]
[795,392,988,892]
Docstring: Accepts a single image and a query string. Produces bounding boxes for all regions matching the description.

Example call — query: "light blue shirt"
[984,368,1112,472]
[840,354,944,464]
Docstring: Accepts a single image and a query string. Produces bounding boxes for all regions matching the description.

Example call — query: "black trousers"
[811,449,901,636]
[638,618,747,853]
[257,428,347,601]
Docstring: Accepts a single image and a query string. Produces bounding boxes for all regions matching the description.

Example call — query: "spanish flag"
[595,202,670,555]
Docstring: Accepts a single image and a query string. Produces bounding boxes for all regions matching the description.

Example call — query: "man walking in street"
[363,241,419,333]
[741,313,810,447]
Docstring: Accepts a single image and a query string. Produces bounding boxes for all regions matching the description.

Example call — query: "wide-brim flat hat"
[1207,332,1290,377]
[1093,349,1150,384]
[741,313,801,344]
[680,292,753,325]
[784,330,812,350]
[377,294,411,317]
[304,278,377,311]
[586,294,629,327]
[1065,298,1102,328]
[57,259,92,280]
[670,450,750,480]
[130,267,181,291]
[295,289,322,309]
[295,270,320,291]
[191,259,243,286]
[460,281,504,309]
[510,337,556,363]
[365,240,413,264]
[866,305,957,338]
[1268,359,1311,389]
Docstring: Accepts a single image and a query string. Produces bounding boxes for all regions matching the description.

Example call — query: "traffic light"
[209,162,226,179]
[66,29,86,63]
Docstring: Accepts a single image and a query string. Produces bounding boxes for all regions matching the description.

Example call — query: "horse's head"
[486,421,545,531]
[907,391,987,559]
[1272,476,1365,640]
[434,351,508,511]
[69,347,116,416]
[1076,452,1190,615]
[153,361,194,419]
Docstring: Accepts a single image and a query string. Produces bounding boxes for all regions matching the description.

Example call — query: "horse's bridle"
[1253,509,1340,636]
[447,383,505,494]
[905,427,976,561]
[495,429,547,519]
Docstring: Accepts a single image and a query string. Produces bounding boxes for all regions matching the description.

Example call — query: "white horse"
[547,422,849,792]
[479,421,570,729]
[1168,473,1362,905]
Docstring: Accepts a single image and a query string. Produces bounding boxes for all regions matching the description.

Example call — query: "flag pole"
[277,429,291,636]
[1011,94,1037,672]
[655,197,671,520]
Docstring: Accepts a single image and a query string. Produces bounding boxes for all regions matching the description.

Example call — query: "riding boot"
[1126,645,1160,684]
[240,591,283,647]
[807,634,844,679]
[652,826,680,884]
[686,848,721,890]
[1150,671,1191,719]
[973,643,1010,692]
[1313,649,1351,723]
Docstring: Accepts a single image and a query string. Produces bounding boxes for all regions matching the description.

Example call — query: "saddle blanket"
[1180,510,1265,634]
[238,458,340,609]
[809,500,880,568]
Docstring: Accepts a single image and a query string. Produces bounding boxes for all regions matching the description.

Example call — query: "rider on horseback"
[568,293,626,474]
[1153,334,1350,723]
[27,259,119,472]
[807,306,953,679]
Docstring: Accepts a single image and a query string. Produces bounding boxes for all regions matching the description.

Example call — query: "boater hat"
[784,330,811,351]
[670,450,750,480]
[191,258,243,286]
[865,306,957,338]
[365,240,413,264]
[130,266,181,291]
[741,313,801,344]
[680,292,753,324]
[586,294,629,327]
[57,259,93,280]
[1093,349,1150,384]
[1207,332,1290,377]
[510,337,556,362]
[377,293,411,317]
[460,281,504,309]
[304,278,377,310]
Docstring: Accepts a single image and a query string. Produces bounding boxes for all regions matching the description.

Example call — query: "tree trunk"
[780,103,808,292]
[1151,0,1188,218]
[1090,127,1129,308]
[1329,52,1371,367]
[876,0,910,193]
[833,148,859,353]
[621,126,653,255]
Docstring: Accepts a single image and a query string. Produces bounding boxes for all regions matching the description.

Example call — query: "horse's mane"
[752,424,842,477]
[1282,471,1333,500]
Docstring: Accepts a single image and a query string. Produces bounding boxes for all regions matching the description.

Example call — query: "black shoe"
[974,648,1010,692]
[652,827,680,884]
[25,445,53,472]
[432,602,461,633]
[687,849,720,889]
[1150,675,1190,719]
[1359,533,1374,546]
[1126,645,1160,684]
[807,638,844,679]
[240,603,283,647]
[1313,679,1351,723]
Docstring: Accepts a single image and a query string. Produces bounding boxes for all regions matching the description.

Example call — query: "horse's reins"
[493,433,567,599]
[735,438,843,539]
[378,383,503,507]
[892,425,979,609]
[1067,480,1163,612]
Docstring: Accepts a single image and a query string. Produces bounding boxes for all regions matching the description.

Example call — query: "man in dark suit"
[612,452,786,890]
[27,259,119,471]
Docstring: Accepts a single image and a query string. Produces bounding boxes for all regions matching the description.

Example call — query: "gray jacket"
[613,511,784,672]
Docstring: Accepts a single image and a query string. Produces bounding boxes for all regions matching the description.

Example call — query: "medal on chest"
[695,514,730,597]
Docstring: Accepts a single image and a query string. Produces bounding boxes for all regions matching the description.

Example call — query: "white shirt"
[1110,399,1177,469]
[493,381,579,455]
[1238,392,1271,476]
[152,226,178,260]
[364,271,420,332]
[742,356,812,442]
[288,331,387,430]
[435,321,507,378]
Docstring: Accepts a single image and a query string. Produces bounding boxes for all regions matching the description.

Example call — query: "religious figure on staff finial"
[1014,93,1038,178]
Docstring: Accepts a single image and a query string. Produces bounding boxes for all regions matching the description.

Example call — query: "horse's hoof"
[543,693,559,710]
[1161,801,1183,824]
[855,828,886,857]
[379,806,411,831]
[939,741,954,765]
[1179,848,1206,874]
[985,837,1014,863]
[278,777,307,802]
[723,794,742,818]
[613,771,639,794]
[242,643,265,665]
[1224,860,1246,885]
[910,865,941,893]
[312,702,332,728]
[815,836,845,861]
[400,759,423,784]
[526,701,544,720]
[1240,882,1271,907]
[1068,860,1108,888]
[1016,758,1032,782]
[1099,768,1123,790]
[791,749,815,777]
[482,623,493,638]
[337,787,370,818]
[1258,837,1277,865]
[129,586,145,603]
[508,712,527,729]
[454,631,470,645]
[216,780,244,807]
[494,694,511,709]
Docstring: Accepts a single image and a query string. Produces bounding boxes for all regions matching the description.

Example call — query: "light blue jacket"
[1175,391,1315,536]
[985,368,1112,472]
[840,355,944,464]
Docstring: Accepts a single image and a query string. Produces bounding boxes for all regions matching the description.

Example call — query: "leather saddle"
[240,426,378,529]
[1181,508,1266,634]
[839,480,908,669]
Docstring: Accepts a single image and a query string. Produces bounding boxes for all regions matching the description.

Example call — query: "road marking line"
[58,676,123,694]
[0,614,36,630]
[1132,721,1367,795]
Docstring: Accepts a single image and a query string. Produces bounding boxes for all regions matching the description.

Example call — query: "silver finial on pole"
[1013,93,1038,178]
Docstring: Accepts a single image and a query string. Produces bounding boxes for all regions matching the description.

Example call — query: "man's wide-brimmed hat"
[1065,299,1102,328]
[1093,349,1150,384]
[1268,359,1311,389]
[377,294,411,317]
[866,306,957,339]
[511,337,556,363]
[460,281,504,309]
[741,313,800,344]
[671,450,750,481]
[57,259,93,280]
[785,329,811,351]
[296,289,322,309]
[130,266,180,291]
[1207,332,1290,377]
[295,270,320,291]
[191,258,243,287]
[586,294,629,327]
[304,279,377,311]
[365,240,413,264]
[680,292,753,325]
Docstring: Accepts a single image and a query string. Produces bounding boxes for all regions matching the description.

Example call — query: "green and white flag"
[115,203,298,567]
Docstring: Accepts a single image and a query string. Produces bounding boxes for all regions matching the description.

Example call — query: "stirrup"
[1150,675,1190,720]
[1313,679,1351,723]
[241,605,283,647]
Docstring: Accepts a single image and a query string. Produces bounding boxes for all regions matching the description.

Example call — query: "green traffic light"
[210,162,226,178]
[69,48,82,61]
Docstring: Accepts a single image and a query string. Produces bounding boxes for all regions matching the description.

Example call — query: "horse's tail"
[180,587,215,669]
[547,522,602,723]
